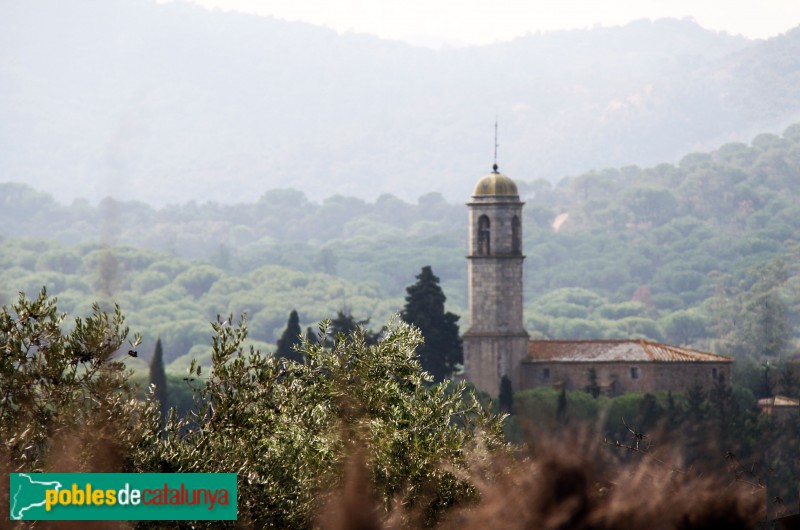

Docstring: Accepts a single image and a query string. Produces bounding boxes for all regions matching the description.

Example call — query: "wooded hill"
[3,0,800,205]
[2,124,800,368]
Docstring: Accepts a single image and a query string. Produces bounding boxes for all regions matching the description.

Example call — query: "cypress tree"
[305,326,318,345]
[585,367,601,398]
[401,266,462,381]
[666,391,680,428]
[499,375,514,414]
[149,338,168,420]
[686,382,706,421]
[276,310,304,363]
[557,388,567,425]
[638,393,663,431]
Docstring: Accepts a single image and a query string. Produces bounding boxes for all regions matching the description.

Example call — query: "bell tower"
[463,164,528,396]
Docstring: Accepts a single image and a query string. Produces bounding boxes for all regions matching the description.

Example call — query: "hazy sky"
[166,0,800,45]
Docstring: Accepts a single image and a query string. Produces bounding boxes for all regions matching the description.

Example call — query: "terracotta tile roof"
[526,339,732,363]
[757,395,800,408]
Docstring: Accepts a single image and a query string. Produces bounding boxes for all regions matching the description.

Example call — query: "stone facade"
[521,339,734,395]
[464,334,530,396]
[522,359,731,396]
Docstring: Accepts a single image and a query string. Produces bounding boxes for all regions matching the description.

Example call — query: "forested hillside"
[521,125,800,359]
[3,0,800,205]
[3,124,800,368]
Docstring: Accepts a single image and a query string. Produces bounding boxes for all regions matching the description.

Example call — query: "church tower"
[464,164,529,396]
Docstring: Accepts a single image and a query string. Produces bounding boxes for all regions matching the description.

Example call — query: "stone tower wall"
[467,258,525,333]
[464,334,529,396]
[464,194,528,396]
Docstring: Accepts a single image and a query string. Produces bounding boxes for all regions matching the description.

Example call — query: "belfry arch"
[478,215,491,255]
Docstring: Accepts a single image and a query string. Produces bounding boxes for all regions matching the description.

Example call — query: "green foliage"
[149,338,168,420]
[8,122,800,366]
[174,265,224,298]
[401,266,463,381]
[515,387,602,432]
[624,186,678,225]
[0,289,156,472]
[3,294,506,527]
[710,258,793,358]
[660,310,708,345]
[140,316,506,527]
[596,302,647,320]
[743,291,790,356]
[514,382,779,489]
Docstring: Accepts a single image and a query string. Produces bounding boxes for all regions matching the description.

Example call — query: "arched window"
[478,215,490,256]
[512,216,521,254]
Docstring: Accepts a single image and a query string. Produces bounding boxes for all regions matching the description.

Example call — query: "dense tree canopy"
[4,123,800,370]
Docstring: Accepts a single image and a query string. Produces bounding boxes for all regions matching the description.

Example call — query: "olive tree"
[146,316,506,527]
[2,291,506,527]
[1,288,157,473]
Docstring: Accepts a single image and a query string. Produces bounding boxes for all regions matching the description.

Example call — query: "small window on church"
[711,367,718,379]
[543,367,550,380]
[512,216,521,254]
[630,367,639,380]
[478,215,490,256]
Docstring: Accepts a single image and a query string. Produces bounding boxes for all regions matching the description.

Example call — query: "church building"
[463,165,732,397]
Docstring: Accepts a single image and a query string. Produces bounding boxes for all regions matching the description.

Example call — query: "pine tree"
[149,337,168,420]
[276,310,304,363]
[400,266,462,381]
[327,310,380,346]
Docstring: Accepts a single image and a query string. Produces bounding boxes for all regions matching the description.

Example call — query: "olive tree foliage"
[0,288,156,473]
[2,291,506,527]
[138,315,507,528]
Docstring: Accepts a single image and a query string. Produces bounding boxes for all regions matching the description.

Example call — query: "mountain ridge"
[2,0,799,206]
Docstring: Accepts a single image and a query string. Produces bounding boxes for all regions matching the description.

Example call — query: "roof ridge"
[527,338,733,362]
[529,339,639,344]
